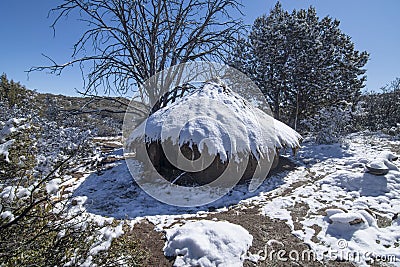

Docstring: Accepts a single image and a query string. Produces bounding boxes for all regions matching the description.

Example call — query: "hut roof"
[128,82,301,162]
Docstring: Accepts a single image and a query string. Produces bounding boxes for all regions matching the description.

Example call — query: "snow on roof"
[128,82,301,161]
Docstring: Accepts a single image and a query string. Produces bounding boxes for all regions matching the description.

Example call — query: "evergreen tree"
[230,2,369,130]
[0,73,27,108]
[249,3,291,121]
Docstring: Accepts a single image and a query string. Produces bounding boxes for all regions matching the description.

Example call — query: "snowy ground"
[259,133,400,266]
[64,132,400,266]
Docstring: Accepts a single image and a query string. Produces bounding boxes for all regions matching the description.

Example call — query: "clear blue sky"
[0,1,399,96]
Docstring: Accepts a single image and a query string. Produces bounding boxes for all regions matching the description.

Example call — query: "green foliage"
[0,73,28,108]
[92,225,146,266]
[1,205,90,266]
[229,2,369,131]
[0,114,143,266]
[358,77,400,132]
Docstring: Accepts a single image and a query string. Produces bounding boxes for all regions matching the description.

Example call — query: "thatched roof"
[128,82,301,162]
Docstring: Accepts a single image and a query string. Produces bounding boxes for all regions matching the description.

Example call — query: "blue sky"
[0,0,399,96]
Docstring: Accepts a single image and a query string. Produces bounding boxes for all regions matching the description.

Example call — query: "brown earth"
[130,157,358,267]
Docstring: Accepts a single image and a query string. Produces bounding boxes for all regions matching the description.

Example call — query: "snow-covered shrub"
[360,88,400,133]
[0,116,144,266]
[386,123,400,137]
[0,110,139,264]
[1,74,124,137]
[0,75,144,265]
[301,102,354,144]
[0,117,86,264]
[0,118,35,180]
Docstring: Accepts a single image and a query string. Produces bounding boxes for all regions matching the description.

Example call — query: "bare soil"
[129,157,358,266]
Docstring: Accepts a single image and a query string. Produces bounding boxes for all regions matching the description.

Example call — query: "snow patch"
[89,223,124,255]
[164,220,252,267]
[0,139,15,162]
[46,178,62,194]
[261,133,400,266]
[262,198,294,230]
[0,210,14,222]
[1,185,31,202]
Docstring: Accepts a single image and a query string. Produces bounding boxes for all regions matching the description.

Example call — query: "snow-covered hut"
[127,81,301,185]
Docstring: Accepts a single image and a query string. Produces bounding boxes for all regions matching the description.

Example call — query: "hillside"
[0,74,134,136]
[32,92,129,136]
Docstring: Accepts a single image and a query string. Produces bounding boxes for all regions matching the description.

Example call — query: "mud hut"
[127,81,302,186]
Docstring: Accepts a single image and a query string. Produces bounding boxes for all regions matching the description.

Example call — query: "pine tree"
[230,2,369,130]
[249,2,291,121]
[0,73,27,108]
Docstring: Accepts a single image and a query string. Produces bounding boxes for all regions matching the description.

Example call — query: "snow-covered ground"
[260,133,400,266]
[54,132,400,266]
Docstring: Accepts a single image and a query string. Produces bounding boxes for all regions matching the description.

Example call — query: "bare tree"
[30,0,243,107]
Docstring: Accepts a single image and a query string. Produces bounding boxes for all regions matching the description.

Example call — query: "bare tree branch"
[29,0,244,111]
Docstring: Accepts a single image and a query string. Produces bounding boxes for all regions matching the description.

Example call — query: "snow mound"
[325,208,345,217]
[365,151,399,175]
[329,212,365,224]
[163,220,252,267]
[379,152,399,162]
[128,82,301,161]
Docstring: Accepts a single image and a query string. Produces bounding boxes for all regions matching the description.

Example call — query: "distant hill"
[0,74,147,136]
[34,93,130,136]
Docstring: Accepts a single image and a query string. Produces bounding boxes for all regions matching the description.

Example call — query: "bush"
[0,110,143,266]
[0,117,89,265]
[359,89,400,132]
[301,101,354,144]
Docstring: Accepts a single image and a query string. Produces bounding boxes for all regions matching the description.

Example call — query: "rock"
[329,212,365,225]
[365,151,399,175]
[349,218,364,225]
[365,162,389,175]
[380,152,399,162]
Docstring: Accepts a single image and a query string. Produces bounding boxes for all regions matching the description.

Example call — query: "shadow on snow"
[72,157,288,219]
